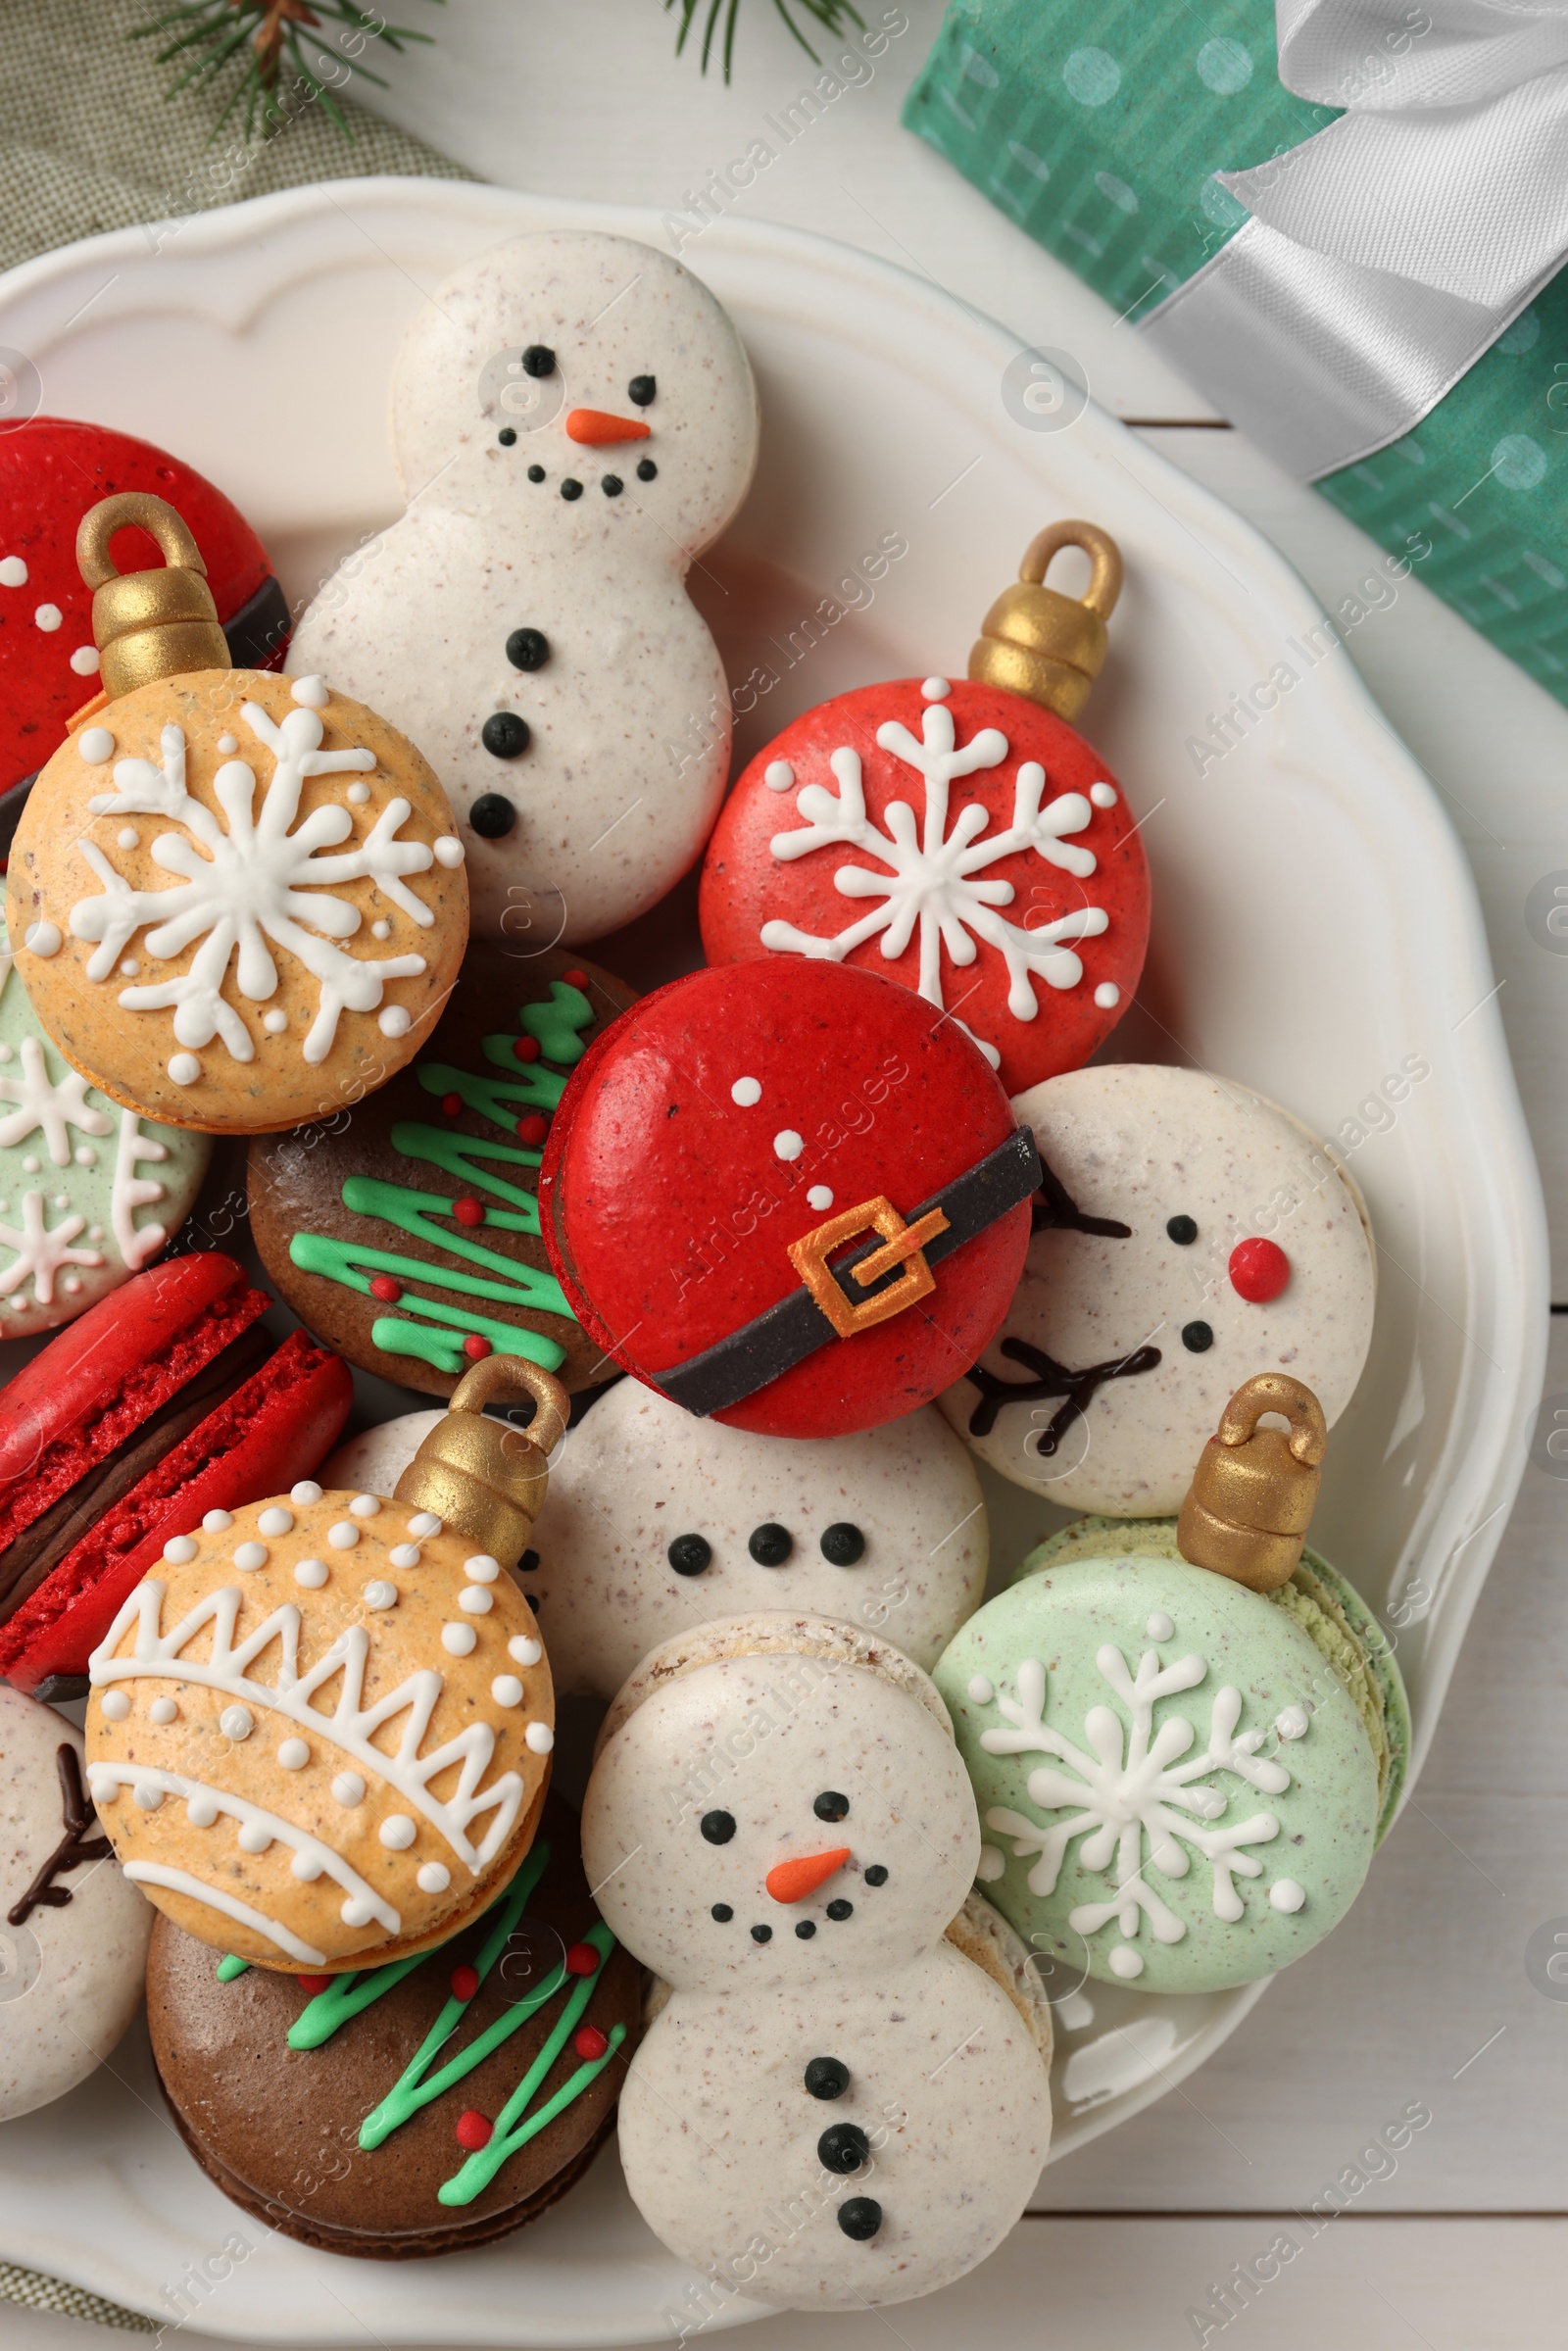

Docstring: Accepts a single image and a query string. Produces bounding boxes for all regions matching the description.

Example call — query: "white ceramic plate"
[0,179,1546,2343]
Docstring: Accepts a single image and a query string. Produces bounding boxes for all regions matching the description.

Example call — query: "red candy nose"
[765,1846,852,1904]
[565,409,652,445]
[1229,1237,1291,1303]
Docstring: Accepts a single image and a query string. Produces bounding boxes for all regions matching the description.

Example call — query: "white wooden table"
[17,5,1564,2343]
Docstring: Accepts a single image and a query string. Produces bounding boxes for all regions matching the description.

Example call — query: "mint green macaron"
[933,1521,1407,1994]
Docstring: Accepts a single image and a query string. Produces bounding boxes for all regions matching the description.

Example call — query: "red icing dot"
[452,1197,485,1227]
[451,1963,480,2001]
[455,2110,493,2150]
[463,1336,493,1361]
[296,1975,330,1992]
[564,1941,600,1978]
[573,2024,609,2061]
[562,968,588,989]
[441,1092,463,1117]
[368,1274,402,1303]
[1229,1237,1291,1304]
[515,1113,550,1146]
[513,1035,541,1062]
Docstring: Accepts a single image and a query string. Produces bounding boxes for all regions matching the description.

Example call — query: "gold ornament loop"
[967,518,1123,723]
[74,491,228,701]
[1017,519,1123,621]
[1176,1372,1327,1595]
[75,491,209,591]
[448,1353,568,1458]
[1214,1370,1327,1468]
[393,1356,569,1568]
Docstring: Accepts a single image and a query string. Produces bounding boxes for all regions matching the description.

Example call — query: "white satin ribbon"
[1141,1,1568,478]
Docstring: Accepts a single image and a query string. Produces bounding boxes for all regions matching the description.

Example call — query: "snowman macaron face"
[940,1064,1377,1514]
[583,1655,978,1993]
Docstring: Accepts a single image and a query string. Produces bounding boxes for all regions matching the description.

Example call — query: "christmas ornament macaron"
[248,942,637,1396]
[83,1359,567,1971]
[7,493,468,1137]
[538,957,1042,1439]
[700,523,1150,1094]
[941,1062,1378,1512]
[933,1377,1409,1995]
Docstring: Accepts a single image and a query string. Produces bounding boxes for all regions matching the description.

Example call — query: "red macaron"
[0,1252,350,1694]
[538,959,1039,1439]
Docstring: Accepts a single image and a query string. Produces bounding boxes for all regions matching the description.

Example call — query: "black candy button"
[561,478,583,501]
[813,1791,849,1823]
[711,1903,732,1922]
[795,1920,816,1938]
[498,427,516,447]
[1166,1214,1199,1246]
[826,1898,854,1922]
[518,1548,539,1573]
[527,464,545,482]
[805,2057,850,2100]
[700,1810,735,1844]
[521,345,556,376]
[602,475,623,498]
[667,1533,711,1577]
[506,627,550,671]
[637,458,658,480]
[749,1523,792,1566]
[820,1523,864,1566]
[480,713,530,760]
[818,2123,870,2175]
[628,374,656,406]
[863,1865,888,1886]
[751,1924,772,1943]
[838,2198,882,2241]
[1181,1320,1214,1352]
[469,793,517,840]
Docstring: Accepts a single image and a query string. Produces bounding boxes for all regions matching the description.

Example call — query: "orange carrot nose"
[565,409,653,446]
[765,1847,851,1904]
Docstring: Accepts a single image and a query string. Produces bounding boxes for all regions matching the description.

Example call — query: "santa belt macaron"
[657,1125,1042,1419]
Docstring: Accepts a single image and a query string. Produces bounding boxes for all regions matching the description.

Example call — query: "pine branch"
[130,0,443,143]
[665,0,864,79]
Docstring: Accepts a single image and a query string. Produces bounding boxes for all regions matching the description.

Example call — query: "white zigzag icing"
[88,1581,524,1872]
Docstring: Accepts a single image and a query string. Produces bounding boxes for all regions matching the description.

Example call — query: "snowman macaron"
[582,1615,1052,2310]
[941,1064,1377,1513]
[289,230,760,946]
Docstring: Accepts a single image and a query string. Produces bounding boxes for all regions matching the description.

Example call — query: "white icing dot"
[442,1621,477,1655]
[290,674,330,709]
[921,676,952,700]
[33,604,62,633]
[73,1147,96,1169]
[20,1157,38,1174]
[1270,1879,1306,1914]
[149,1696,178,1725]
[69,645,100,676]
[133,1784,164,1810]
[509,1635,543,1667]
[350,1493,381,1518]
[220,1705,253,1740]
[1109,1946,1146,1979]
[51,1193,69,1211]
[232,1542,268,1572]
[202,1508,233,1533]
[162,1535,198,1564]
[491,1674,524,1707]
[331,1773,365,1807]
[416,1862,451,1894]
[263,1008,287,1034]
[236,1823,271,1853]
[433,836,466,868]
[61,1275,82,1295]
[378,1004,410,1038]
[730,1076,761,1107]
[340,1896,375,1927]
[258,1505,294,1538]
[1094,983,1121,1010]
[389,1544,421,1570]
[1090,781,1118,808]
[327,1521,360,1549]
[277,1738,310,1770]
[380,1814,416,1850]
[87,1224,103,1242]
[807,1185,834,1211]
[524,1721,555,1755]
[217,735,238,756]
[363,1581,398,1610]
[347,781,370,805]
[291,1850,323,1881]
[371,920,391,941]
[0,557,25,586]
[168,1053,201,1086]
[24,922,61,958]
[967,1675,995,1704]
[99,1690,130,1721]
[119,959,138,978]
[185,1793,218,1828]
[294,1557,328,1589]
[1146,1611,1175,1641]
[460,1585,494,1615]
[976,1844,1005,1883]
[763,759,795,792]
[116,827,138,851]
[409,1512,442,1538]
[773,1128,804,1162]
[1275,1703,1310,1740]
[464,1554,500,1583]
[291,1481,322,1506]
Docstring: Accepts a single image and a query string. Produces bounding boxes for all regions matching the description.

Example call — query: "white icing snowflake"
[981,1643,1296,1977]
[760,700,1108,1067]
[0,1034,114,1165]
[0,1192,104,1303]
[69,704,434,1067]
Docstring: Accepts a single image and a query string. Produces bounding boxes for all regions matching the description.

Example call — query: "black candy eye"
[711,1902,732,1922]
[1167,1214,1199,1246]
[819,1523,864,1566]
[518,1549,539,1573]
[522,345,556,377]
[481,713,530,760]
[469,793,516,838]
[636,458,658,481]
[813,1791,849,1823]
[826,1898,854,1921]
[498,427,516,447]
[751,1923,772,1943]
[863,1865,888,1886]
[805,2056,849,2099]
[818,2122,870,2174]
[527,464,546,483]
[749,1523,792,1566]
[700,1810,735,1844]
[839,2197,882,2240]
[1182,1320,1214,1352]
[667,1533,711,1577]
[628,374,656,406]
[506,627,550,671]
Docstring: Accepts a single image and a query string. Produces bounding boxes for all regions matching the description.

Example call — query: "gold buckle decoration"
[786,1195,952,1340]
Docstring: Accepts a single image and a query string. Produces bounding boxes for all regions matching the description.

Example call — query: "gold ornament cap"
[76,491,229,700]
[394,1356,568,1568]
[1176,1373,1327,1594]
[967,520,1123,723]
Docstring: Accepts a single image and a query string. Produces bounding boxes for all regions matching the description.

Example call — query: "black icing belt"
[658,1124,1043,1418]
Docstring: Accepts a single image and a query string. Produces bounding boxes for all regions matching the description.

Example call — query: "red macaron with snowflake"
[538,958,1041,1439]
[700,672,1150,1096]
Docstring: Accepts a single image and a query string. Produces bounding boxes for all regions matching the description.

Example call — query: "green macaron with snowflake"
[932,1374,1409,1993]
